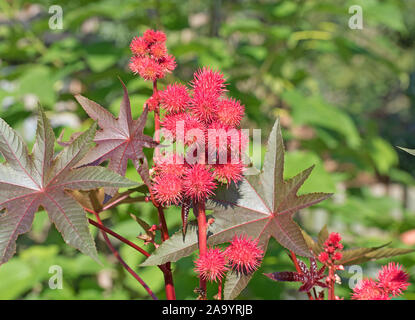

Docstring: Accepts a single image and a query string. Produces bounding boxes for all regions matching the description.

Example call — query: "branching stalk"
[91,212,158,300]
[196,200,208,299]
[289,250,314,300]
[149,78,176,300]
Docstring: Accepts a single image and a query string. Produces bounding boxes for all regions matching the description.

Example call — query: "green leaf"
[282,90,361,148]
[84,42,120,72]
[0,245,59,299]
[368,137,398,175]
[366,2,406,32]
[285,151,336,193]
[17,66,56,106]
[272,2,297,17]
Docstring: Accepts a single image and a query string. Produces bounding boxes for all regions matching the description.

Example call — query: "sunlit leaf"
[0,107,137,265]
[74,79,157,191]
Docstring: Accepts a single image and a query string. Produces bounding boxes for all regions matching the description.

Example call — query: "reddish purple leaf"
[74,79,157,191]
[0,107,137,265]
[264,257,327,293]
[208,119,332,257]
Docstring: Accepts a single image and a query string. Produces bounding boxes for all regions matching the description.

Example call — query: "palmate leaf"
[339,246,414,266]
[264,258,327,293]
[74,79,157,190]
[302,226,414,266]
[0,107,137,265]
[142,119,332,299]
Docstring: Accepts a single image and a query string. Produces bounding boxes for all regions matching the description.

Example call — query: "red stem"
[196,200,207,299]
[88,218,168,273]
[162,264,175,300]
[89,218,149,257]
[217,280,222,300]
[144,174,176,300]
[157,206,170,242]
[157,204,175,300]
[328,266,336,300]
[91,213,158,300]
[83,186,175,297]
[153,80,160,144]
[290,251,301,273]
[102,193,134,211]
[151,78,176,300]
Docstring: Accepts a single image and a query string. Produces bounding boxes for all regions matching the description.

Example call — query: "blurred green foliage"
[0,0,415,300]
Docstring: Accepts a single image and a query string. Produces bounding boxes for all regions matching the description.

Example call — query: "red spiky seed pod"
[190,90,219,123]
[377,262,410,297]
[189,67,227,123]
[181,115,206,146]
[213,161,244,185]
[129,56,163,81]
[145,94,160,111]
[161,112,187,136]
[216,97,245,128]
[149,41,167,59]
[352,279,390,300]
[152,173,183,206]
[130,36,148,57]
[159,83,191,114]
[192,67,227,99]
[162,113,206,146]
[153,153,187,177]
[143,29,166,45]
[206,122,247,162]
[159,54,176,74]
[129,30,174,81]
[194,247,228,283]
[182,164,216,201]
[225,234,263,274]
